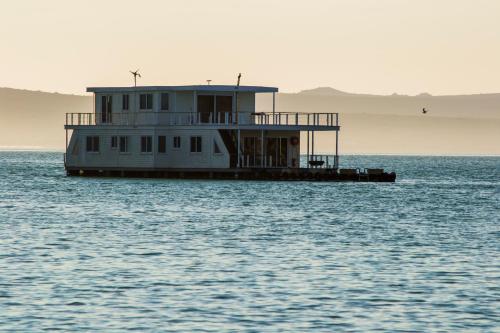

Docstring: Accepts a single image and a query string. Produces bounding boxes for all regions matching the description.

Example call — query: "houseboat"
[64,83,396,182]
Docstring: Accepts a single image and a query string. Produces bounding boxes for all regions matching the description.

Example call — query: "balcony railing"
[65,112,339,127]
[252,112,338,127]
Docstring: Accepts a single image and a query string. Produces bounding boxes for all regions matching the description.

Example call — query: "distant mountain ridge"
[299,87,358,96]
[299,86,500,98]
[1,87,499,154]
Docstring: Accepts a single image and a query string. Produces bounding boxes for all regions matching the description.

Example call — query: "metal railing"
[239,155,289,168]
[65,111,339,127]
[252,112,338,127]
[66,113,96,126]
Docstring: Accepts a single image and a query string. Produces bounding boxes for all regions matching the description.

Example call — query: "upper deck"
[65,111,339,131]
[65,84,339,131]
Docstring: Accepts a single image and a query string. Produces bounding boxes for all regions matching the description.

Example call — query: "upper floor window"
[161,93,169,111]
[119,136,129,153]
[173,136,181,149]
[139,94,153,110]
[141,136,152,153]
[122,95,129,110]
[86,136,99,153]
[190,136,202,153]
[158,136,166,153]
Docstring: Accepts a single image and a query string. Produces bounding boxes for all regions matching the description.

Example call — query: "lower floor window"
[111,136,118,149]
[86,136,99,152]
[119,136,129,152]
[141,136,152,153]
[190,136,202,153]
[158,136,166,153]
[214,139,222,154]
[173,136,181,149]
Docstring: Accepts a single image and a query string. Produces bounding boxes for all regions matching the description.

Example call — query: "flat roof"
[86,85,278,93]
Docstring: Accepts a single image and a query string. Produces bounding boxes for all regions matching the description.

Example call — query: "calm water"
[0,152,498,332]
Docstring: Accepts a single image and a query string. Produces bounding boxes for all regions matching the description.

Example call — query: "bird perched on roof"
[422,108,428,114]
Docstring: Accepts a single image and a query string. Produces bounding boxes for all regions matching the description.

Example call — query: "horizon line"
[2,86,500,98]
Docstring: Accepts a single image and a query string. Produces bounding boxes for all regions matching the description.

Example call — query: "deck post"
[237,129,241,168]
[335,129,339,169]
[272,92,275,118]
[312,130,315,157]
[335,114,339,168]
[234,91,238,124]
[193,90,197,114]
[261,130,264,167]
[306,130,309,169]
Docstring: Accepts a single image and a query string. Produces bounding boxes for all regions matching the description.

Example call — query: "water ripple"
[0,152,499,332]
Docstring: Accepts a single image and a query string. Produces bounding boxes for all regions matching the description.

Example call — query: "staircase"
[218,130,238,168]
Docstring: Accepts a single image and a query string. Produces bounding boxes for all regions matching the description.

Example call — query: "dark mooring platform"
[66,167,396,182]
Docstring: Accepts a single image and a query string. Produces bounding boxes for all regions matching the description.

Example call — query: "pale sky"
[1,0,499,95]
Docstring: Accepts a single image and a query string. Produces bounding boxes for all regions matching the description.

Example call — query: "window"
[141,136,152,153]
[158,136,166,153]
[139,94,153,109]
[86,136,99,152]
[190,136,202,153]
[214,140,222,154]
[161,93,169,111]
[122,94,129,110]
[173,136,181,149]
[101,95,112,123]
[111,136,118,149]
[119,136,129,153]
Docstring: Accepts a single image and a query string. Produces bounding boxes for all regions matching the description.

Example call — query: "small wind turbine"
[206,79,212,85]
[130,69,141,87]
[422,107,428,114]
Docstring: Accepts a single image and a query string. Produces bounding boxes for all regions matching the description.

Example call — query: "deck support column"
[335,130,339,169]
[261,129,264,167]
[233,91,237,124]
[312,131,315,157]
[306,130,309,169]
[237,129,241,168]
[65,128,68,166]
[335,114,339,169]
[193,91,197,116]
[272,92,276,119]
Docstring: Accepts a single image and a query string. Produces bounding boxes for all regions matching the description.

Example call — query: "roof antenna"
[236,73,241,88]
[130,69,141,87]
[206,79,212,85]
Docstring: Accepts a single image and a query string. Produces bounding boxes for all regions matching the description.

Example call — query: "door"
[101,95,112,123]
[197,95,233,123]
[216,96,232,123]
[266,137,288,167]
[197,95,214,123]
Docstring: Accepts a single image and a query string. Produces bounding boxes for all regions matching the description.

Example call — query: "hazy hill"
[0,88,91,149]
[260,89,500,119]
[298,87,358,97]
[259,88,500,155]
[0,87,499,155]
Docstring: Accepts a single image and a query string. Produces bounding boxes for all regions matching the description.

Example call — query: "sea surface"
[0,152,498,332]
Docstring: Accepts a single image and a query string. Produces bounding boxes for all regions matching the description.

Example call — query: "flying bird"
[422,108,428,114]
